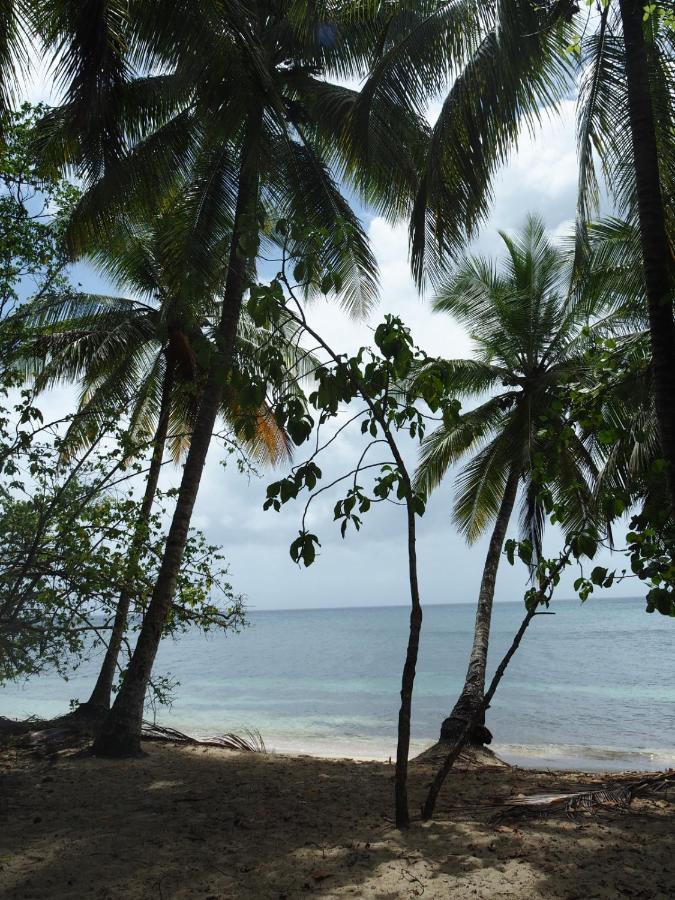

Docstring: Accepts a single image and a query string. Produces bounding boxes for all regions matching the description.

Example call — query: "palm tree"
[413,216,598,746]
[577,217,661,519]
[33,1,426,755]
[18,207,294,718]
[357,0,675,510]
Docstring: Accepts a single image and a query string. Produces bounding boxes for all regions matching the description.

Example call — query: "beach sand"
[1,741,673,899]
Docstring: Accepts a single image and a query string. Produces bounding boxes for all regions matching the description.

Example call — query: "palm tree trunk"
[91,118,262,757]
[619,0,675,512]
[76,359,175,718]
[439,464,520,744]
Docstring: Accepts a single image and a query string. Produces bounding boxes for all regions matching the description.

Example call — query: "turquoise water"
[2,597,674,771]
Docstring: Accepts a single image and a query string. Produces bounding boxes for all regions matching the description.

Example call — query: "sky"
[22,60,637,612]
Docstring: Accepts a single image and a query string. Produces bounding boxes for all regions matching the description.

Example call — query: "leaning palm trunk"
[91,119,261,757]
[439,464,520,745]
[77,361,176,717]
[619,0,675,513]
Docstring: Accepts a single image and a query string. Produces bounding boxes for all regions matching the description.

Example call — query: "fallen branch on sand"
[493,770,675,821]
[141,721,266,753]
[1,715,265,755]
[0,714,97,754]
[0,715,44,737]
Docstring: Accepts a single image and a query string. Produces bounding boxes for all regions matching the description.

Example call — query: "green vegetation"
[0,1,673,833]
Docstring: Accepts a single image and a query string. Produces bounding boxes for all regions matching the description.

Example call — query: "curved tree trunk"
[619,0,675,512]
[439,464,520,745]
[91,116,261,757]
[76,359,176,719]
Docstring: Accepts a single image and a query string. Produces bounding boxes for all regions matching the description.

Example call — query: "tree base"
[439,714,493,746]
[413,738,508,768]
[91,725,144,758]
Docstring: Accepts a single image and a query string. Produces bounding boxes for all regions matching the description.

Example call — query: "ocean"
[2,597,674,771]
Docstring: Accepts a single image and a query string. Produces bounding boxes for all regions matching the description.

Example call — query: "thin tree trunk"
[91,116,261,757]
[275,303,423,829]
[395,491,423,829]
[619,0,675,512]
[439,463,520,745]
[77,359,175,718]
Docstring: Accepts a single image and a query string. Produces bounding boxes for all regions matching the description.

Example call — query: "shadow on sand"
[1,741,673,899]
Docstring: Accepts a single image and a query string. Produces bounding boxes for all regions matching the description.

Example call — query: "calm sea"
[2,597,673,771]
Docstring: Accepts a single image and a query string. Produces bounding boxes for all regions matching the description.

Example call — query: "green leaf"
[293,261,306,283]
[412,495,426,517]
[517,541,533,566]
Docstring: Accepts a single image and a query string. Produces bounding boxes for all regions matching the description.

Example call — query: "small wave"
[494,742,675,772]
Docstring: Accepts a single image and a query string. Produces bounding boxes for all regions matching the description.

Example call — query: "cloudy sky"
[25,67,635,612]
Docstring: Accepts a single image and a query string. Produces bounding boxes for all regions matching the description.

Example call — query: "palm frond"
[292,75,427,221]
[0,1,30,130]
[452,421,524,543]
[268,131,379,316]
[35,0,134,179]
[494,771,675,821]
[141,719,265,753]
[408,2,574,281]
[63,108,200,253]
[415,395,509,499]
[409,357,505,402]
[575,1,611,263]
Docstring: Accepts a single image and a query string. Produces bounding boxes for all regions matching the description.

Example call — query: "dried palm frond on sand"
[493,769,675,821]
[141,721,266,753]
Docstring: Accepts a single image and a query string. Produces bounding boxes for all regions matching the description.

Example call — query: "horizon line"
[246,595,644,614]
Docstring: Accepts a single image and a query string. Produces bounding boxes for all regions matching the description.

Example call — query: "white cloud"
[473,100,580,258]
[506,101,578,198]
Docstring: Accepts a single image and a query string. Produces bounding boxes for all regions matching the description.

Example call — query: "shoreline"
[184,727,675,773]
[4,709,673,773]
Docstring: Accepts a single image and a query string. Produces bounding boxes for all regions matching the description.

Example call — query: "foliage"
[244,221,461,566]
[0,103,80,323]
[507,324,675,615]
[0,109,247,681]
[564,340,674,615]
[241,217,466,826]
[354,0,576,280]
[351,1,675,279]
[14,204,295,468]
[0,389,245,683]
[33,0,431,320]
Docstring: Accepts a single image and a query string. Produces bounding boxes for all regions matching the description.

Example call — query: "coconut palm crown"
[20,209,294,468]
[416,216,597,547]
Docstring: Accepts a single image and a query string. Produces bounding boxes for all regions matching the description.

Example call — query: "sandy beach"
[1,741,673,899]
